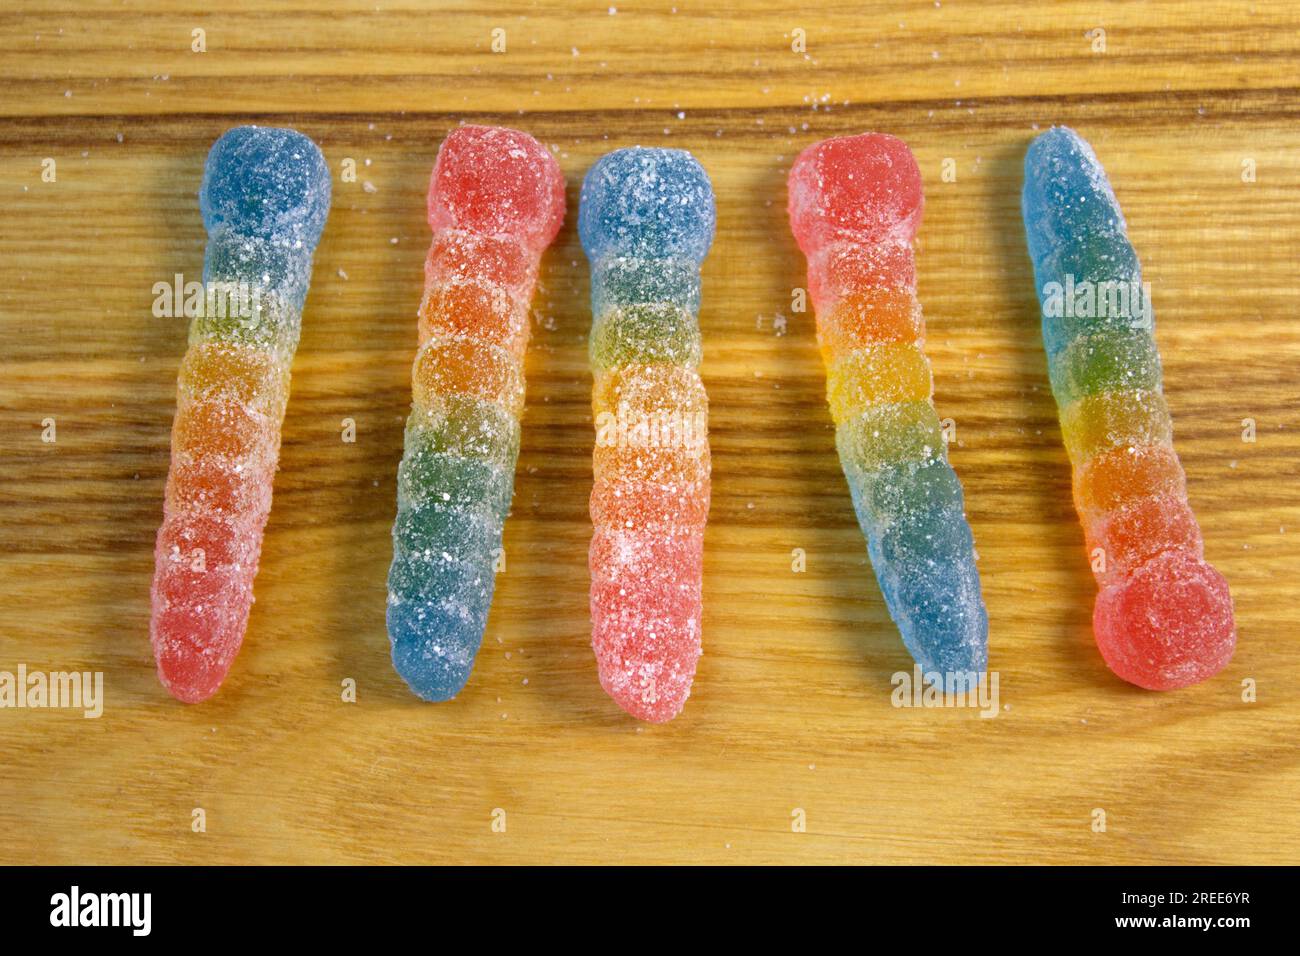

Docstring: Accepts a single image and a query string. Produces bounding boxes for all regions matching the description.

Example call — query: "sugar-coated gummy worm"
[150,126,331,702]
[1021,127,1235,689]
[387,126,565,701]
[787,133,988,675]
[579,148,715,722]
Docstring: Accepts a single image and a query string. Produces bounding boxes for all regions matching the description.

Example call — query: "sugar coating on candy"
[807,240,916,310]
[151,126,330,703]
[591,257,701,319]
[826,343,933,423]
[1050,329,1163,408]
[1023,126,1235,689]
[581,148,714,723]
[203,230,318,316]
[1085,495,1203,584]
[1093,552,1234,689]
[836,402,945,473]
[418,277,530,357]
[1058,388,1172,464]
[579,148,715,263]
[188,294,302,358]
[788,135,924,251]
[592,363,709,418]
[169,406,277,472]
[817,288,925,357]
[788,133,988,676]
[426,126,566,252]
[393,501,500,563]
[426,230,536,298]
[388,126,564,702]
[593,442,711,488]
[590,478,711,533]
[404,396,522,471]
[1022,128,1126,267]
[200,126,331,244]
[590,304,703,369]
[412,335,527,416]
[1073,443,1186,519]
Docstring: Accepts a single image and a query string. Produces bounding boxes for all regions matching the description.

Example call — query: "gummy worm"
[150,126,331,702]
[387,125,565,700]
[1022,126,1235,689]
[787,133,988,676]
[579,147,715,722]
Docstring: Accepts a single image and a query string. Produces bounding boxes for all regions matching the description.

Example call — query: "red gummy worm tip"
[788,132,924,252]
[427,125,566,247]
[1093,551,1236,690]
[151,607,242,703]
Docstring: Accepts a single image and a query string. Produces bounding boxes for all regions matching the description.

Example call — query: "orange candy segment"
[172,394,278,465]
[417,278,529,356]
[592,364,709,418]
[817,287,925,359]
[166,454,275,520]
[593,442,711,487]
[178,342,289,417]
[590,477,710,533]
[1085,494,1203,584]
[1072,442,1186,519]
[412,335,525,416]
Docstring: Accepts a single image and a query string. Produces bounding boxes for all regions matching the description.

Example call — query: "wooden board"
[2,0,1298,865]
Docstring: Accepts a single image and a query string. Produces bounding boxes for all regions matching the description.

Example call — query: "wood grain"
[1,1,1298,865]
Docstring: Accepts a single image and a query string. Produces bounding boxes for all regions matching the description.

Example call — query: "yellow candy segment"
[1058,389,1172,464]
[825,343,932,424]
[592,364,708,418]
[178,341,289,418]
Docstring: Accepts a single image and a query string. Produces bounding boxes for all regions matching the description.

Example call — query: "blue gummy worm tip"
[1021,125,1125,265]
[1024,125,1088,166]
[200,125,332,245]
[387,603,478,702]
[578,146,716,263]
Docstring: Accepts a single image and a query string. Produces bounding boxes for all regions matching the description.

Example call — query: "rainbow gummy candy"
[787,133,988,675]
[151,126,331,702]
[1022,127,1235,689]
[387,126,565,700]
[579,148,714,722]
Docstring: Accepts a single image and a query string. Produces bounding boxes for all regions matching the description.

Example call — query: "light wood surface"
[2,1,1298,865]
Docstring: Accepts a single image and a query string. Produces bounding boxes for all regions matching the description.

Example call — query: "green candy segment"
[835,402,946,475]
[391,500,500,561]
[590,302,703,369]
[404,397,521,470]
[1050,329,1163,408]
[590,256,701,320]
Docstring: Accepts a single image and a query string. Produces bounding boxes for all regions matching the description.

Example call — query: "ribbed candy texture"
[151,126,331,702]
[387,126,565,701]
[579,148,715,722]
[1022,127,1235,689]
[788,133,988,675]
